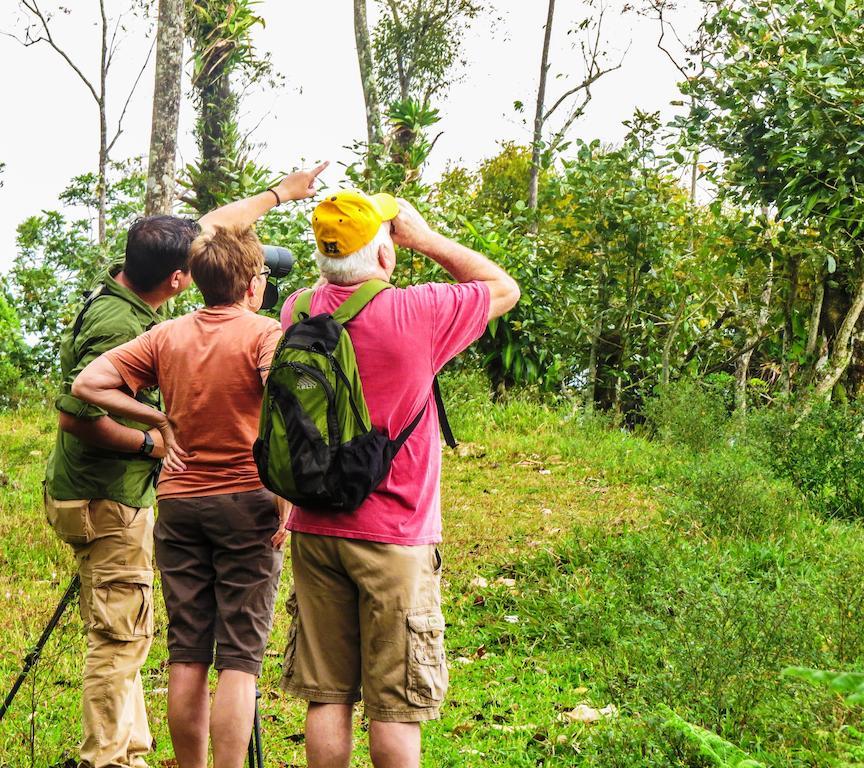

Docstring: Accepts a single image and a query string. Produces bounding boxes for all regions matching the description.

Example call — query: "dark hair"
[123,216,200,292]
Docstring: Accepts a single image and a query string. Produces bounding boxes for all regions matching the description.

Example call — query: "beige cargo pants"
[45,495,154,768]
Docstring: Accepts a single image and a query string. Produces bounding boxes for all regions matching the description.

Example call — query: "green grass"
[2,383,864,766]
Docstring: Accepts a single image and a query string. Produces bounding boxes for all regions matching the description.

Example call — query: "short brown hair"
[189,225,262,306]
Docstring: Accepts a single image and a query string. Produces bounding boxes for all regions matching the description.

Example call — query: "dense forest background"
[3,0,864,430]
[3,1,864,766]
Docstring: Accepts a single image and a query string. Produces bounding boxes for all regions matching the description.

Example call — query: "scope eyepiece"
[261,245,295,278]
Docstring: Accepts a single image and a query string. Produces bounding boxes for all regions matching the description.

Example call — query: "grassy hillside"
[2,381,864,766]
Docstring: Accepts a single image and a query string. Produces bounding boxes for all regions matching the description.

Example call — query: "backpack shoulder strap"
[433,377,457,448]
[332,279,392,325]
[71,285,107,345]
[291,289,314,323]
[391,377,458,452]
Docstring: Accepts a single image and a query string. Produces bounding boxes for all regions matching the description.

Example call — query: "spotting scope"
[259,245,294,311]
[261,245,294,277]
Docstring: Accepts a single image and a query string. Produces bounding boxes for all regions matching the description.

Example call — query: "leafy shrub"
[747,402,864,519]
[643,378,731,453]
[0,291,32,409]
[673,448,799,538]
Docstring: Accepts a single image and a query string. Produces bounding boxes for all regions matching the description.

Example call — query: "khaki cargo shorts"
[281,532,448,723]
[45,494,155,641]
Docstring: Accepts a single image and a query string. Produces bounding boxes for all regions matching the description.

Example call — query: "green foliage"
[427,123,745,398]
[472,143,533,216]
[0,285,31,408]
[7,163,146,373]
[783,668,864,705]
[346,99,443,196]
[661,709,766,768]
[459,214,565,390]
[372,0,484,108]
[187,0,269,85]
[643,377,732,453]
[747,401,864,519]
[689,0,864,240]
[183,0,274,214]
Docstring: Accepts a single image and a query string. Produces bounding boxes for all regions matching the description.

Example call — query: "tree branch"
[18,0,100,104]
[107,35,156,155]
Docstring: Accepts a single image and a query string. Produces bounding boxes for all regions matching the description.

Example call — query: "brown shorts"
[155,488,283,676]
[281,532,447,722]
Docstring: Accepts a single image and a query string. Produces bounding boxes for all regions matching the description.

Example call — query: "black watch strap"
[139,430,155,456]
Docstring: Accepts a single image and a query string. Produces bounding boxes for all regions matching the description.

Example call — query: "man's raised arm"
[390,199,520,320]
[198,162,329,233]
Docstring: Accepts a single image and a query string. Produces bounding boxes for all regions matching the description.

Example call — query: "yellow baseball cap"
[312,189,399,258]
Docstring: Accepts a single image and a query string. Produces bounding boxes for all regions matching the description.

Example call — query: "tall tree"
[183,0,271,212]
[644,0,711,204]
[528,0,555,212]
[145,0,185,215]
[354,0,383,151]
[689,0,864,410]
[527,1,625,211]
[6,1,154,243]
[372,0,484,109]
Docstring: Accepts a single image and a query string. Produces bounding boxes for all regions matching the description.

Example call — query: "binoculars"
[260,245,294,311]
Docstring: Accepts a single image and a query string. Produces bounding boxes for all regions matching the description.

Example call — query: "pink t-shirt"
[280,280,490,545]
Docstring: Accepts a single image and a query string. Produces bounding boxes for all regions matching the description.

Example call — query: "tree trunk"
[193,71,235,213]
[354,0,383,151]
[780,254,800,396]
[98,102,107,245]
[735,257,774,414]
[528,0,555,212]
[805,272,864,409]
[613,260,641,414]
[805,276,825,358]
[145,0,185,216]
[661,299,687,387]
[97,0,108,245]
[585,256,607,410]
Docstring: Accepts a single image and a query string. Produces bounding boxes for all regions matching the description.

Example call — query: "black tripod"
[1,573,265,766]
[0,573,80,722]
[247,688,264,767]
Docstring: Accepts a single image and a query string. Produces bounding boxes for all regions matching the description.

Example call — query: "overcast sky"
[0,0,702,274]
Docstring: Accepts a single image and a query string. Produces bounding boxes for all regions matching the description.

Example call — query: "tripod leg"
[248,687,263,767]
[0,574,80,721]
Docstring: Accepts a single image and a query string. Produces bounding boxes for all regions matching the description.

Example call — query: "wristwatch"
[138,430,155,456]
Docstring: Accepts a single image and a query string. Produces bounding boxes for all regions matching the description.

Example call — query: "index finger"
[309,160,329,179]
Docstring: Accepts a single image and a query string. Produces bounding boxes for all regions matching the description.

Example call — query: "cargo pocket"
[45,497,94,546]
[88,566,154,641]
[280,591,300,686]
[406,612,448,707]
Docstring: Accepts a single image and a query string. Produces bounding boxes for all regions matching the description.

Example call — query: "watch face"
[141,431,155,455]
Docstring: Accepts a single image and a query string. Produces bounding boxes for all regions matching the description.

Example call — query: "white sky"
[0,0,702,274]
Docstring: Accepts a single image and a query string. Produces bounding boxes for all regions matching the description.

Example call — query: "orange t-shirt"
[105,306,283,499]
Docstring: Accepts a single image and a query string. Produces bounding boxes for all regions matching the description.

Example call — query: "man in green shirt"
[44,214,198,768]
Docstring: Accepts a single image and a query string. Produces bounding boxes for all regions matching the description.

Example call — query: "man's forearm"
[418,232,521,319]
[197,164,329,233]
[71,357,167,430]
[59,412,163,455]
[418,231,511,284]
[198,191,277,233]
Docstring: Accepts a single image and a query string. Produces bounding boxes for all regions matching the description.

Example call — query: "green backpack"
[253,279,455,512]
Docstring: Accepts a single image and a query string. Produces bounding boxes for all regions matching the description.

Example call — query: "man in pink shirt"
[279,190,520,767]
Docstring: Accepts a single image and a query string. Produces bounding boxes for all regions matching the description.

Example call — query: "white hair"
[315,223,392,286]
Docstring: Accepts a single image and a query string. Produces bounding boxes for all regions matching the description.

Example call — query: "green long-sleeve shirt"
[45,268,164,507]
